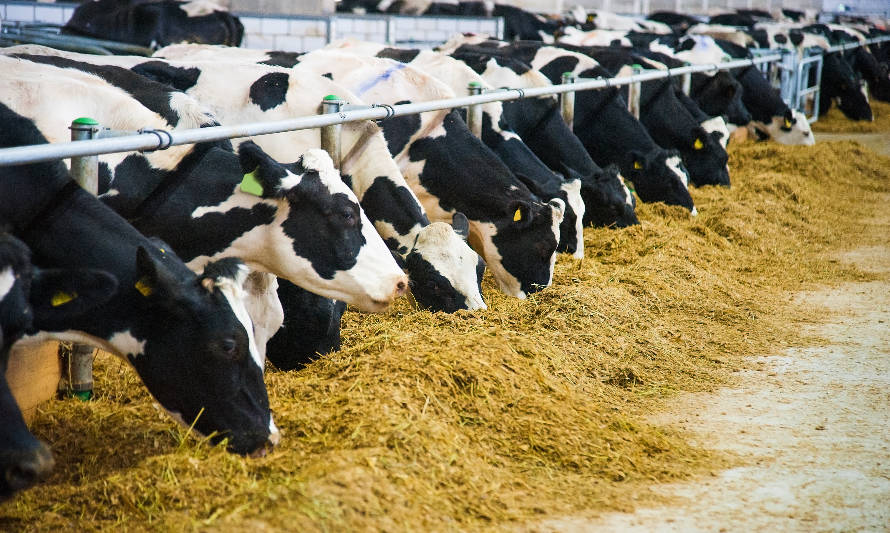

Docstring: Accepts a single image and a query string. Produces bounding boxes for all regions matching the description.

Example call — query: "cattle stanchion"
[466,82,483,138]
[320,95,344,169]
[559,72,576,132]
[627,64,642,119]
[62,117,100,401]
[681,63,692,96]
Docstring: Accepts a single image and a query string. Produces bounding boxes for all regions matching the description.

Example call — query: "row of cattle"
[0,23,873,502]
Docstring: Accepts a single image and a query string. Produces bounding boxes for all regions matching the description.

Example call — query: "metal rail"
[0,54,782,167]
[827,35,890,54]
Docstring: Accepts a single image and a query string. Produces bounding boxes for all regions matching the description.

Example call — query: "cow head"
[123,249,276,456]
[470,196,565,298]
[580,164,639,228]
[753,108,815,146]
[822,53,873,121]
[235,142,408,312]
[682,125,730,187]
[625,149,697,214]
[404,213,487,312]
[513,171,584,259]
[1,234,117,502]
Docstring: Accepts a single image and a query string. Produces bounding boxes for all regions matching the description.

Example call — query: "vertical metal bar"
[64,117,100,401]
[466,81,483,138]
[559,72,575,132]
[69,117,99,194]
[627,64,642,119]
[320,95,343,169]
[681,62,692,96]
[325,17,335,45]
[385,16,396,46]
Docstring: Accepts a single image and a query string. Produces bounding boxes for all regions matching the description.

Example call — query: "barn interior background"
[2,0,888,53]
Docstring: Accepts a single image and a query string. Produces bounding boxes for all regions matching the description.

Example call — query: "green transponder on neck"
[240,169,264,196]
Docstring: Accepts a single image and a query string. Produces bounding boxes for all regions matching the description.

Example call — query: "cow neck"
[639,78,673,112]
[123,141,223,225]
[579,86,622,121]
[15,180,83,243]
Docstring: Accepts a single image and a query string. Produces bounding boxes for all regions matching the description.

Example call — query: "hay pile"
[3,135,889,530]
[812,99,890,132]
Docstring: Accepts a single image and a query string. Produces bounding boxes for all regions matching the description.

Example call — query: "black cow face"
[625,149,696,213]
[581,165,639,228]
[681,126,730,187]
[490,197,565,296]
[822,53,873,121]
[125,251,273,455]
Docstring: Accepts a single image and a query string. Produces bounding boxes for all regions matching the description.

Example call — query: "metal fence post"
[681,62,692,96]
[320,95,344,169]
[63,117,100,401]
[385,17,396,46]
[627,64,642,119]
[559,72,575,131]
[466,81,483,138]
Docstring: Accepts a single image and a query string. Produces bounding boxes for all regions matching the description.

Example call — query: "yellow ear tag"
[784,118,792,128]
[693,138,704,150]
[633,161,642,170]
[135,277,154,297]
[240,169,264,197]
[51,291,77,307]
[513,208,522,222]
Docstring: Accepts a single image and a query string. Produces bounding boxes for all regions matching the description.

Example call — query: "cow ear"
[508,201,531,225]
[628,150,646,171]
[451,212,470,241]
[237,141,286,198]
[134,246,180,302]
[29,267,118,325]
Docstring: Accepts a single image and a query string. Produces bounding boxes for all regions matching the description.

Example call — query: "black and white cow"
[667,36,815,145]
[564,46,730,187]
[1,52,410,369]
[439,38,696,212]
[156,45,567,299]
[427,39,637,228]
[0,234,117,502]
[0,101,276,456]
[325,40,586,257]
[63,0,244,48]
[63,46,487,314]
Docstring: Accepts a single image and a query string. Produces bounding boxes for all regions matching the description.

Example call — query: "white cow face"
[753,109,814,146]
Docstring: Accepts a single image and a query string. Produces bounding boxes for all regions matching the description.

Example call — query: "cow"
[371,42,636,228]
[818,51,873,120]
[24,44,488,316]
[0,100,276,456]
[62,0,243,48]
[664,36,815,145]
[156,45,567,300]
[0,52,411,369]
[561,46,730,187]
[0,234,118,502]
[439,38,697,213]
[325,40,586,257]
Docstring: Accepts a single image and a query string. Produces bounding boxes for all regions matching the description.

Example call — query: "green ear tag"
[240,169,264,197]
[51,291,77,307]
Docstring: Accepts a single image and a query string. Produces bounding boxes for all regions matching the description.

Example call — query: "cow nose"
[5,443,54,491]
[395,278,408,297]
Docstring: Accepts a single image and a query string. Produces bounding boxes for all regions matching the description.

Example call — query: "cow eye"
[220,338,238,357]
[339,206,358,227]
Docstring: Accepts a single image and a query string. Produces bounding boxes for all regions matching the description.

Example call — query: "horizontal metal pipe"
[0,53,801,168]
